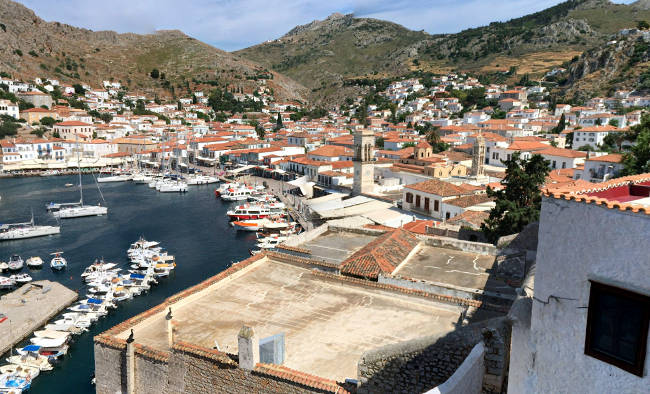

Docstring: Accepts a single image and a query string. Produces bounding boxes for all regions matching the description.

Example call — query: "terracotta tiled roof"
[55,121,92,127]
[446,210,489,228]
[308,145,352,157]
[405,179,469,197]
[537,147,587,158]
[339,229,420,279]
[444,194,493,208]
[587,153,623,163]
[403,220,437,234]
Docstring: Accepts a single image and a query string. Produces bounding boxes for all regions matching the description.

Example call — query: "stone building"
[352,128,374,195]
[95,225,521,394]
[509,174,650,393]
[17,91,52,109]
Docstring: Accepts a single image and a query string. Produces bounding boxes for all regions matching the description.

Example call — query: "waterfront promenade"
[0,280,78,355]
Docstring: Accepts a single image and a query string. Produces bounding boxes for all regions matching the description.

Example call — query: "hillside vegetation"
[0,0,306,101]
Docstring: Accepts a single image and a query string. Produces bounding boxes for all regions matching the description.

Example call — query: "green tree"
[375,137,384,149]
[552,113,566,134]
[177,101,183,111]
[620,114,650,176]
[30,127,47,137]
[150,69,160,79]
[73,83,86,95]
[481,152,550,244]
[638,20,650,30]
[39,116,56,126]
[52,130,60,138]
[608,119,619,127]
[275,113,283,130]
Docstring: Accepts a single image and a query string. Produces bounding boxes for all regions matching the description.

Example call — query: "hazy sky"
[19,0,636,51]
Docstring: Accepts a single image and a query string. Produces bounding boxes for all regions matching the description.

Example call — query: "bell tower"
[353,128,375,195]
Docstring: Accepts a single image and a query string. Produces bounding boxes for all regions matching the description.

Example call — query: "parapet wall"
[356,317,509,394]
[425,342,486,394]
[419,235,498,255]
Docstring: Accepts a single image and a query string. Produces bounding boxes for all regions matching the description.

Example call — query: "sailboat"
[52,139,108,219]
[0,211,60,241]
[157,137,187,193]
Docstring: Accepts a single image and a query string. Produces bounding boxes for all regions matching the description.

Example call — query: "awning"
[22,345,41,352]
[87,298,103,304]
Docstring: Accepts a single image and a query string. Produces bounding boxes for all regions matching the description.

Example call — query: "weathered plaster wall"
[424,342,485,394]
[510,197,650,393]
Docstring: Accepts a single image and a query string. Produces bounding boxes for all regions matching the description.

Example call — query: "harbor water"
[0,175,256,393]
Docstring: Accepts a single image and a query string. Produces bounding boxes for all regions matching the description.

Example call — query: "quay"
[0,280,78,355]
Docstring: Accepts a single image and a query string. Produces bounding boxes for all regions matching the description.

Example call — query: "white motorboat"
[132,173,154,184]
[10,274,31,284]
[0,262,7,272]
[25,256,43,268]
[7,255,23,271]
[97,173,130,183]
[44,323,86,334]
[17,343,68,360]
[0,214,60,241]
[227,202,286,221]
[0,276,15,289]
[186,175,219,185]
[50,252,67,270]
[158,181,188,193]
[263,220,295,231]
[33,329,71,341]
[214,182,239,197]
[7,352,53,371]
[0,371,32,392]
[256,235,288,249]
[0,364,40,380]
[221,186,255,201]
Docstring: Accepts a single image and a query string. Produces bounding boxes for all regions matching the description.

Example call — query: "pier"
[0,280,78,355]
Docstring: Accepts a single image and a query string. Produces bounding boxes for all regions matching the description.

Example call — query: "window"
[562,162,566,169]
[424,197,430,211]
[585,281,650,376]
[405,193,413,204]
[434,200,439,212]
[445,212,450,220]
[415,195,421,207]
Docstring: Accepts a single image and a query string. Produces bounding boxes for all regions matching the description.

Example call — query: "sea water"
[0,175,256,393]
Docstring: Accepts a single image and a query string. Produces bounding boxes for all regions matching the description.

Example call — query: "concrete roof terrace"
[394,245,516,299]
[114,257,461,382]
[299,230,378,265]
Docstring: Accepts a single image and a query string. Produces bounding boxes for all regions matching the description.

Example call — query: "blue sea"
[0,175,256,393]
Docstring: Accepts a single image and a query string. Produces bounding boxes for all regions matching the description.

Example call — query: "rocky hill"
[237,0,650,105]
[0,0,307,101]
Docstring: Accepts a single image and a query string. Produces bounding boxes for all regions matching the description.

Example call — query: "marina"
[0,281,77,356]
[0,174,257,393]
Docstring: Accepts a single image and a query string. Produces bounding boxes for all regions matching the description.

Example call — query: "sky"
[19,0,637,51]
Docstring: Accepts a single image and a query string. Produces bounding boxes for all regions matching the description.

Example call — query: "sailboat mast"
[77,135,83,205]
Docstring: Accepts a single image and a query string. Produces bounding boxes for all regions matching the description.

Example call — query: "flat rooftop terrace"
[116,258,461,381]
[299,231,377,265]
[396,245,516,299]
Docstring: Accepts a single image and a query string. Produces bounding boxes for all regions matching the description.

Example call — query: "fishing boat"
[231,219,269,232]
[7,255,23,271]
[25,256,43,268]
[0,214,60,241]
[49,252,67,270]
[9,274,32,284]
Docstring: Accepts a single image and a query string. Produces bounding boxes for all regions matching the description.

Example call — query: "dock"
[0,280,78,355]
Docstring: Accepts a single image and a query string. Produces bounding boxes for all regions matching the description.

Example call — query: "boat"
[0,372,32,392]
[7,352,53,371]
[263,220,295,231]
[51,138,109,219]
[0,277,15,289]
[221,186,255,202]
[50,252,67,270]
[25,257,43,268]
[231,219,269,232]
[0,364,40,380]
[9,274,31,284]
[186,175,219,185]
[0,262,7,272]
[0,214,60,241]
[7,255,23,271]
[226,202,286,221]
[214,182,239,197]
[64,183,74,187]
[158,180,188,193]
[132,172,154,184]
[97,170,130,183]
[18,343,68,360]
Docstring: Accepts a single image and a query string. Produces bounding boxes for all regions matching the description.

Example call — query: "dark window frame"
[584,281,650,377]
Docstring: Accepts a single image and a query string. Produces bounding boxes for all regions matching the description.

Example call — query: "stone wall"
[356,318,509,394]
[424,342,485,394]
[94,341,127,394]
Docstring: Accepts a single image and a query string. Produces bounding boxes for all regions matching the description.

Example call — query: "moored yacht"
[0,215,60,241]
[8,255,23,271]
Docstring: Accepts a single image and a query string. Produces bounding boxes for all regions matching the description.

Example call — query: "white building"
[0,99,19,119]
[572,126,621,150]
[509,175,650,393]
[573,153,625,182]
